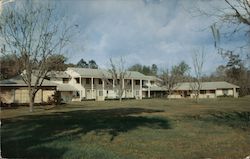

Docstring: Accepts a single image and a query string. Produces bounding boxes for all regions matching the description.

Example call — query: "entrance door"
[184,91,188,97]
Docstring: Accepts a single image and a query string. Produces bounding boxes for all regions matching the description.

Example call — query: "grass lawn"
[1,98,250,159]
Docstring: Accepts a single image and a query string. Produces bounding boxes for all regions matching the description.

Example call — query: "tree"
[160,68,177,99]
[128,63,159,76]
[88,59,98,69]
[76,59,98,69]
[172,61,191,78]
[142,66,151,75]
[197,0,250,59]
[224,51,244,81]
[106,58,129,102]
[128,64,143,73]
[151,64,158,76]
[0,53,69,79]
[160,61,190,99]
[77,59,89,68]
[215,65,227,78]
[0,1,76,112]
[46,54,68,71]
[222,52,250,96]
[0,53,22,79]
[191,48,205,103]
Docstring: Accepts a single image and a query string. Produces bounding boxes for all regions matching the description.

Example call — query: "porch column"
[102,79,105,97]
[122,79,125,97]
[91,77,94,99]
[131,79,134,98]
[122,79,124,89]
[79,77,82,100]
[112,79,115,98]
[148,80,150,98]
[233,87,237,98]
[41,89,43,103]
[13,89,15,103]
[140,79,142,99]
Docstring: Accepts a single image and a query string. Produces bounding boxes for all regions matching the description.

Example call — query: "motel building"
[169,82,239,99]
[0,68,164,104]
[58,68,164,102]
[0,68,239,105]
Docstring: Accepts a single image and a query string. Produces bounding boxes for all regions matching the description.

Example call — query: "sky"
[1,0,248,75]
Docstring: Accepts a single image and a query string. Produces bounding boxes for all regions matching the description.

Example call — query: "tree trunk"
[29,94,35,112]
[195,93,199,103]
[168,89,172,100]
[119,90,122,102]
[29,89,36,112]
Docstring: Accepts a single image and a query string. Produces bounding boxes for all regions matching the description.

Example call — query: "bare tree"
[160,61,190,99]
[105,58,129,102]
[0,1,76,112]
[194,0,250,58]
[191,48,205,103]
[161,69,178,99]
[195,0,250,34]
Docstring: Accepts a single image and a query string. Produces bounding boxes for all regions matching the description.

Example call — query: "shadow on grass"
[1,108,170,158]
[184,111,250,131]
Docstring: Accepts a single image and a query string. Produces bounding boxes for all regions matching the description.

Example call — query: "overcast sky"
[1,0,248,75]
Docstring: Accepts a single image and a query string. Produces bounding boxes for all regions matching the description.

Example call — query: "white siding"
[216,89,234,96]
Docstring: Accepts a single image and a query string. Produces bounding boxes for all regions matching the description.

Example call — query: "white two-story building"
[48,67,162,102]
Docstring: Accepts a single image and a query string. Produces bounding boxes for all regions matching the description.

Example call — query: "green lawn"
[1,98,250,159]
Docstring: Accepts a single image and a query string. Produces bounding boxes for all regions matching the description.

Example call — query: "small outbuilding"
[0,75,57,105]
[169,81,239,99]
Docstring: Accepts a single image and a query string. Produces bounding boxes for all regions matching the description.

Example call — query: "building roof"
[173,81,239,90]
[145,76,162,82]
[0,75,57,87]
[67,67,151,80]
[47,71,71,78]
[57,84,78,91]
[150,85,168,91]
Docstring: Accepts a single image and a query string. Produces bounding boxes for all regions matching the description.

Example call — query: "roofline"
[176,81,239,85]
[67,67,156,80]
[173,81,240,90]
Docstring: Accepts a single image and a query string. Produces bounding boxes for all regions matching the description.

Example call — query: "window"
[236,88,239,92]
[108,79,113,85]
[99,79,103,84]
[76,91,80,97]
[86,78,90,84]
[63,78,69,83]
[209,90,215,93]
[135,80,140,85]
[150,81,155,85]
[75,78,80,84]
[128,80,132,85]
[200,90,206,94]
